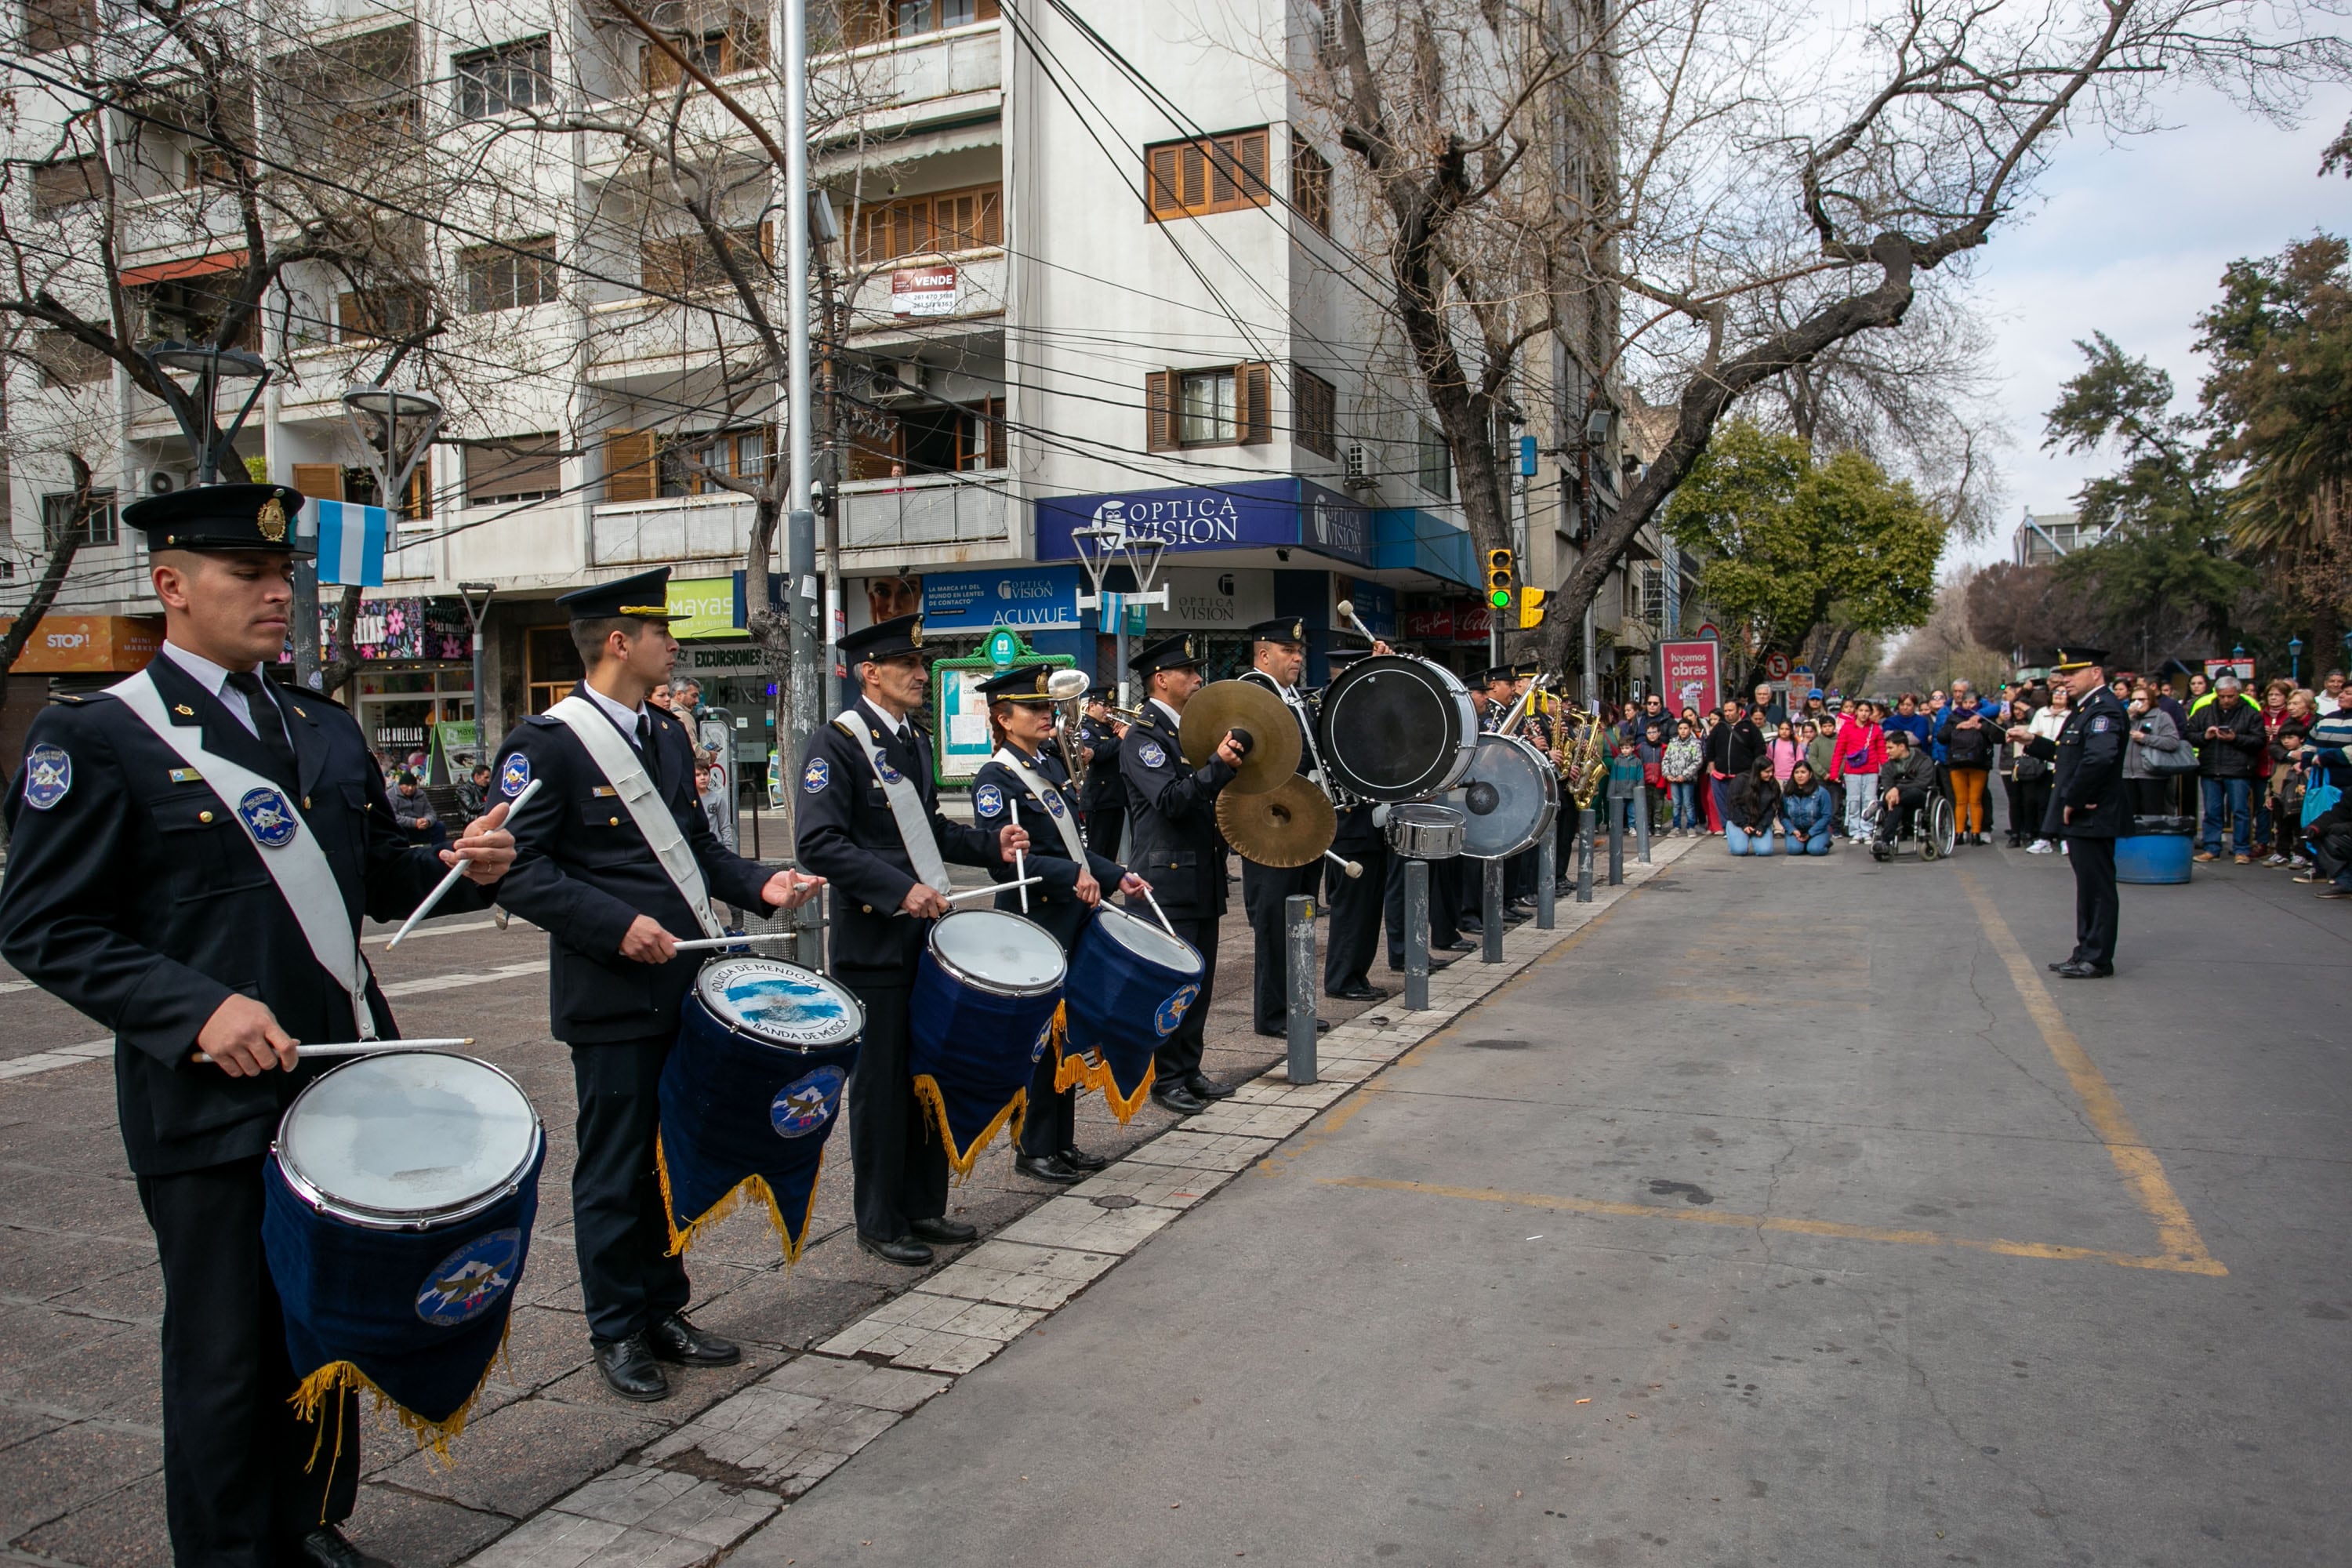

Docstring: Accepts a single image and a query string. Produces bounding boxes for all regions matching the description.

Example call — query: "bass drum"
[1435,733,1560,859]
[1316,655,1480,802]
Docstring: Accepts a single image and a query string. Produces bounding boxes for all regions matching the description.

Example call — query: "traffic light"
[1519,586,1548,629]
[1486,548,1515,611]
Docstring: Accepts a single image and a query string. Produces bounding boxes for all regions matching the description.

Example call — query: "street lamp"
[1071,513,1170,709]
[2289,636,2303,684]
[325,384,443,705]
[459,583,495,772]
[140,341,269,485]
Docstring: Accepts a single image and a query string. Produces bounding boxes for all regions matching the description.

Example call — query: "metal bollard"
[1403,858,1431,1011]
[1608,800,1625,885]
[1285,894,1318,1085]
[1537,835,1556,929]
[1635,797,1652,864]
[1577,808,1595,902]
[1480,857,1504,963]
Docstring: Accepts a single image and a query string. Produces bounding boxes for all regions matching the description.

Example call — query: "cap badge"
[909,620,925,648]
[256,495,288,543]
[1182,637,1195,659]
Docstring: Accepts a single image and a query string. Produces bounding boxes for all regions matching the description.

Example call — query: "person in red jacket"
[1835,700,1886,840]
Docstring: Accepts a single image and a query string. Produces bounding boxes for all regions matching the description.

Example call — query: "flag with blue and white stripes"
[313,499,387,587]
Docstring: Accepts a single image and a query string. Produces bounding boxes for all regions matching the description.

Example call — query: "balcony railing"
[839,472,1006,552]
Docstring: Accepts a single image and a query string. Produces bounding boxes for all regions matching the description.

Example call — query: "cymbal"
[1181,679,1300,796]
[1217,774,1336,869]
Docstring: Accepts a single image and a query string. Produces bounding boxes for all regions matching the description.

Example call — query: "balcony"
[840,472,1007,554]
[818,21,1003,142]
[591,495,755,566]
[842,250,1006,349]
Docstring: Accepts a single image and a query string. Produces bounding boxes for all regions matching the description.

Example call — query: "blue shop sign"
[921,564,1082,630]
[1036,477,1371,568]
[1347,579,1397,637]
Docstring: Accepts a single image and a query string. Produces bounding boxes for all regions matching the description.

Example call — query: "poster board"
[928,628,1074,785]
[1657,640,1722,718]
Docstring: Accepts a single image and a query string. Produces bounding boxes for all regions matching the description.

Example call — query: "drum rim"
[1092,902,1204,978]
[1319,655,1479,801]
[926,908,1068,997]
[1443,732,1562,859]
[274,1050,545,1231]
[693,953,866,1050]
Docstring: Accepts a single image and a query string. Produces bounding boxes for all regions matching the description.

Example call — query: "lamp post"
[140,341,270,486]
[459,582,495,769]
[338,385,443,706]
[2289,637,2303,684]
[1072,518,1169,709]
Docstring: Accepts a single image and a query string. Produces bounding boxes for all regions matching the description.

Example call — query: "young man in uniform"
[1120,634,1244,1114]
[1076,685,1125,855]
[1319,645,1388,1002]
[0,484,518,1568]
[1235,617,1333,1038]
[2009,645,2131,976]
[492,567,825,1401]
[793,614,1029,1265]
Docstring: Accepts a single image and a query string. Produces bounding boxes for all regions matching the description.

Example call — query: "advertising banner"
[921,565,1083,630]
[1036,477,1373,567]
[667,576,739,641]
[1659,640,1722,717]
[0,615,164,673]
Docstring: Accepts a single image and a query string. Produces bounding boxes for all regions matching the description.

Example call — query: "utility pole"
[782,0,822,956]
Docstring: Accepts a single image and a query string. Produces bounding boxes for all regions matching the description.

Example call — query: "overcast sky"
[1951,81,2352,572]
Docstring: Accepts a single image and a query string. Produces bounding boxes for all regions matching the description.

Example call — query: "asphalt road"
[731,844,2352,1568]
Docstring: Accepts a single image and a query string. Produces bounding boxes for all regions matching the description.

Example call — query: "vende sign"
[891,266,957,318]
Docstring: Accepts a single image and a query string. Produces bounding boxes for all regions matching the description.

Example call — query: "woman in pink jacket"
[1835,700,1886,840]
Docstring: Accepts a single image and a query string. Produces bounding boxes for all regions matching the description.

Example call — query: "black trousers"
[1150,910,1221,1084]
[1082,805,1123,861]
[2020,776,2053,838]
[1243,860,1323,1032]
[2002,775,2027,839]
[1385,852,1459,967]
[571,1040,693,1342]
[1019,1043,1076,1156]
[139,1156,360,1567]
[1876,787,1929,843]
[840,975,949,1240]
[1323,840,1387,992]
[1434,854,1468,932]
[2067,835,2120,968]
[1506,844,1537,902]
[2130,777,2176,817]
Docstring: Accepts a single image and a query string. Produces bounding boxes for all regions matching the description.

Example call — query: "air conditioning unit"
[868,361,926,403]
[1343,442,1374,491]
[143,467,191,496]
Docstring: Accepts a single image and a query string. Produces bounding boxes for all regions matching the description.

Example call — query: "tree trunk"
[0,456,91,671]
[1815,626,1857,691]
[319,583,366,693]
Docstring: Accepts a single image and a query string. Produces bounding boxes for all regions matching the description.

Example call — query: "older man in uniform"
[1319,646,1388,1001]
[493,567,824,1401]
[1120,634,1244,1114]
[1234,617,1336,1037]
[0,485,518,1568]
[2008,644,2131,977]
[794,614,1029,1265]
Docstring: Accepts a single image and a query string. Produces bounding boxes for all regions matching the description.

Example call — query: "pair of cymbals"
[1178,680,1300,795]
[1216,775,1336,869]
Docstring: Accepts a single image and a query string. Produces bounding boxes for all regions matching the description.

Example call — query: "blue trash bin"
[2115,815,2192,884]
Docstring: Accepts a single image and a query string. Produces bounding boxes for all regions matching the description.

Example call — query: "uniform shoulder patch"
[523,713,564,728]
[975,782,1004,818]
[803,757,830,794]
[2089,715,2115,733]
[21,742,71,810]
[499,753,532,797]
[1136,739,1167,769]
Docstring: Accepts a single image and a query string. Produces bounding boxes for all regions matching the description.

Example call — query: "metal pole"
[1537,835,1555,928]
[1577,807,1595,902]
[1285,894,1318,1085]
[782,4,821,969]
[1479,857,1503,962]
[1607,797,1624,885]
[1403,857,1430,1011]
[1635,789,1651,864]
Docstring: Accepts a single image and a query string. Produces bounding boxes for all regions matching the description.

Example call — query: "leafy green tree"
[1663,421,1945,689]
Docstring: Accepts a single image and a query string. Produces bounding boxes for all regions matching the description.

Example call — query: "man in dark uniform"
[0,484,518,1568]
[493,567,825,1401]
[969,668,1150,1183]
[1236,617,1334,1037]
[2009,644,2131,977]
[1120,634,1243,1114]
[1077,686,1125,855]
[793,615,1029,1265]
[1319,646,1388,1001]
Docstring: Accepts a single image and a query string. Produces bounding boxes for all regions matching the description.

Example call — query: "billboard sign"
[1659,640,1722,717]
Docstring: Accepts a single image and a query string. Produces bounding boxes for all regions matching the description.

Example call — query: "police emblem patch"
[2090,715,2114,733]
[1031,1019,1053,1063]
[975,783,1004,818]
[236,787,299,848]
[21,743,70,811]
[803,757,829,793]
[1137,739,1167,769]
[771,1065,845,1138]
[1154,983,1199,1037]
[877,757,903,785]
[1043,789,1065,818]
[499,753,531,797]
[415,1228,521,1326]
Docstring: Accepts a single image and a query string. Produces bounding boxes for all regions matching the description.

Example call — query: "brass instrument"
[1541,689,1611,811]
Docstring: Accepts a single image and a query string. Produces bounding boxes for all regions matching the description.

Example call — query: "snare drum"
[1317,655,1481,800]
[1062,903,1205,1120]
[661,956,864,1261]
[1436,733,1561,858]
[261,1051,543,1445]
[1385,801,1468,858]
[909,909,1067,1174]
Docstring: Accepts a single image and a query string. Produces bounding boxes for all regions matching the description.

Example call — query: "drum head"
[278,1052,539,1221]
[696,956,864,1049]
[1095,905,1203,978]
[929,909,1066,996]
[1439,734,1560,858]
[1318,655,1476,800]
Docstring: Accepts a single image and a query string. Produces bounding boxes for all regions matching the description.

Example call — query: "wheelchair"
[1864,787,1956,862]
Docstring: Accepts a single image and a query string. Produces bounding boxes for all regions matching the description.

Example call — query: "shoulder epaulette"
[48,691,96,706]
[829,715,866,741]
[523,712,564,728]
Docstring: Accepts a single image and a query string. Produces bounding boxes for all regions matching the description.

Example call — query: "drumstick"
[1323,850,1364,879]
[190,1036,474,1065]
[670,931,797,953]
[1138,884,1178,936]
[387,777,542,949]
[1010,797,1030,914]
[887,877,1047,916]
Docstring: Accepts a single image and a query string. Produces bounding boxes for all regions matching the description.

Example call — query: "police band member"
[0,485,519,1568]
[794,615,1030,1265]
[493,568,825,1403]
[1236,618,1332,1038]
[1319,646,1388,1002]
[1077,684,1125,855]
[2007,644,2131,977]
[1120,634,1245,1115]
[969,668,1152,1182]
[1501,665,1541,916]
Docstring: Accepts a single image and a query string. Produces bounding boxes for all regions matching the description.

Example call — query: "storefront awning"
[118,249,248,287]
[1371,508,1477,589]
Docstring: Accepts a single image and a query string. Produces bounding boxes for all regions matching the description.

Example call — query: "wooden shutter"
[1236,363,1271,446]
[1293,141,1330,233]
[976,0,1000,17]
[403,453,431,520]
[1236,130,1268,201]
[985,396,1005,470]
[1145,372,1175,452]
[1148,145,1181,218]
[603,429,658,503]
[291,463,344,502]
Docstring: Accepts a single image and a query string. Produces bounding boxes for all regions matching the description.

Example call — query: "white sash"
[991,746,1087,862]
[833,709,951,894]
[548,696,725,938]
[110,669,379,1038]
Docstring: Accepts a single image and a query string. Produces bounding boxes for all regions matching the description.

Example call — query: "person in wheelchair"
[1871,730,1940,861]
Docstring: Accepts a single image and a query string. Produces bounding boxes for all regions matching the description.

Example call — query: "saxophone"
[1552,700,1611,811]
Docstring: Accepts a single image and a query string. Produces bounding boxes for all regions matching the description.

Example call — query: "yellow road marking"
[1321,1177,2227,1275]
[1956,868,2223,1274]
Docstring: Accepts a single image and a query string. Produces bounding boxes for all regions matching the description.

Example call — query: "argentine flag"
[313,499,388,587]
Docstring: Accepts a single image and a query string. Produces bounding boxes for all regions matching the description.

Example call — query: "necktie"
[224,671,299,789]
[636,710,662,789]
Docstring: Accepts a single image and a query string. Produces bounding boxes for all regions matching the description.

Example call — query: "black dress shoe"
[1254,1020,1332,1038]
[1187,1072,1236,1099]
[646,1312,740,1367]
[1438,939,1477,953]
[592,1334,670,1402]
[1328,983,1390,1002]
[1058,1145,1112,1172]
[293,1526,365,1568]
[857,1232,935,1266]
[909,1215,978,1244]
[1015,1151,1086,1184]
[2054,960,2114,978]
[2047,959,2072,972]
[1152,1083,1210,1116]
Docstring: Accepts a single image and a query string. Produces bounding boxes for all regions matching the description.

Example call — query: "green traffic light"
[1489,589,1510,608]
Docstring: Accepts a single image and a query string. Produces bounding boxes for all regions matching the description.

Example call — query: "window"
[337,287,426,343]
[463,238,557,313]
[343,457,432,521]
[526,623,584,714]
[658,426,769,495]
[466,434,562,504]
[41,487,117,548]
[851,182,1002,264]
[28,154,100,216]
[1292,140,1330,234]
[30,328,109,387]
[835,0,997,46]
[183,145,240,188]
[456,38,552,119]
[640,223,769,296]
[642,15,768,92]
[1145,128,1269,221]
[845,397,1001,479]
[1416,421,1452,499]
[1145,365,1269,451]
[22,0,93,52]
[134,274,261,352]
[1294,368,1336,457]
